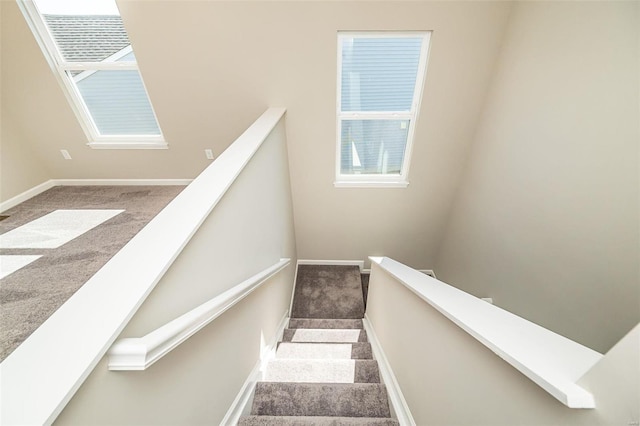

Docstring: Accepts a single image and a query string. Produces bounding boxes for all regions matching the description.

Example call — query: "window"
[18,0,165,149]
[336,32,430,187]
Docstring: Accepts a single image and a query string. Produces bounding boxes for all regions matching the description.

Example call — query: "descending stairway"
[239,265,398,426]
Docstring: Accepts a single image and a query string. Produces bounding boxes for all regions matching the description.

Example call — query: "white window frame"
[17,0,166,149]
[335,31,431,188]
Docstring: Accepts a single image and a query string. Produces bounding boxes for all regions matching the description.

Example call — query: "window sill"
[87,141,168,150]
[334,180,409,188]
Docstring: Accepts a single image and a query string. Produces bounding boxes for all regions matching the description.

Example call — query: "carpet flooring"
[291,265,365,319]
[0,185,184,361]
[361,273,370,308]
[242,266,398,425]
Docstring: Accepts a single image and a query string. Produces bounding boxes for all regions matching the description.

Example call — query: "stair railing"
[108,258,290,370]
[367,256,603,409]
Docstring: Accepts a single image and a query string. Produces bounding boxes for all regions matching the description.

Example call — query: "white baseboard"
[0,179,192,213]
[220,311,289,426]
[288,260,300,318]
[297,259,364,272]
[52,179,192,186]
[0,180,55,213]
[363,314,416,426]
[362,268,436,279]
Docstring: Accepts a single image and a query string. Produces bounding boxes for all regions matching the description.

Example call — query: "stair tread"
[283,328,368,343]
[276,342,372,360]
[238,415,399,425]
[291,265,365,319]
[251,382,391,418]
[263,359,380,383]
[288,319,364,329]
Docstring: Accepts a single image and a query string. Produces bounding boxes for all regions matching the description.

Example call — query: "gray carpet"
[0,185,184,361]
[288,319,364,329]
[291,265,365,319]
[239,416,399,425]
[243,268,397,425]
[251,383,391,417]
[361,273,370,308]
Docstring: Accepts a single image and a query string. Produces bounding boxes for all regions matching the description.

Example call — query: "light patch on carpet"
[292,329,361,343]
[276,343,353,359]
[0,210,124,249]
[0,255,43,279]
[264,359,356,383]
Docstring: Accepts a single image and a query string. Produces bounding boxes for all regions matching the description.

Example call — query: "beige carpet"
[0,185,184,361]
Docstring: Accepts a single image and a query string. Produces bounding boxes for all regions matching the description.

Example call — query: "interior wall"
[0,112,51,203]
[0,2,51,203]
[55,118,298,424]
[366,265,639,426]
[2,0,512,269]
[434,1,639,353]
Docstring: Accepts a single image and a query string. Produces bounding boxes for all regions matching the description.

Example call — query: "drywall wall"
[0,2,51,203]
[366,264,639,426]
[435,1,639,352]
[2,0,512,269]
[55,118,298,424]
[579,325,640,425]
[0,113,51,204]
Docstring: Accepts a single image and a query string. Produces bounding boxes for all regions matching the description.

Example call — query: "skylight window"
[18,0,165,149]
[336,32,431,187]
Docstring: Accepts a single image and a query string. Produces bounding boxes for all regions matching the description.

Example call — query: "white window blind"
[18,0,164,148]
[337,32,430,185]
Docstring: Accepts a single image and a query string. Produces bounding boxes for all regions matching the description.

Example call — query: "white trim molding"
[297,259,364,272]
[87,142,168,150]
[334,181,409,189]
[17,0,165,146]
[52,179,192,186]
[0,179,192,213]
[0,180,56,213]
[220,312,289,425]
[334,31,431,187]
[363,268,436,277]
[108,259,290,370]
[370,256,602,409]
[363,315,416,426]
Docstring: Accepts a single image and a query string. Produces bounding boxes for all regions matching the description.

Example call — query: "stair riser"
[283,328,368,343]
[263,359,380,383]
[288,319,364,329]
[276,342,373,360]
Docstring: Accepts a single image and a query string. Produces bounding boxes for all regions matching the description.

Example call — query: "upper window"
[336,32,430,187]
[18,0,165,149]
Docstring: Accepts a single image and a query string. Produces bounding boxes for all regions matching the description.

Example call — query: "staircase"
[239,265,398,425]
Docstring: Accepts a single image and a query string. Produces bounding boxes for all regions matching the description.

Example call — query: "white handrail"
[0,108,287,426]
[369,256,603,409]
[108,258,290,370]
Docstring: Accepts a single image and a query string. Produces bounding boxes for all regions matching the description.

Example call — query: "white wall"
[2,1,512,269]
[435,1,639,352]
[54,119,298,424]
[0,2,51,203]
[366,265,639,426]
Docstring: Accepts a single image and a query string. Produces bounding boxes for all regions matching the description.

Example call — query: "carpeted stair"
[239,265,398,426]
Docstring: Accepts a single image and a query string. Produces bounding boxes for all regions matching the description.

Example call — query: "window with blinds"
[336,32,430,186]
[18,0,164,148]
